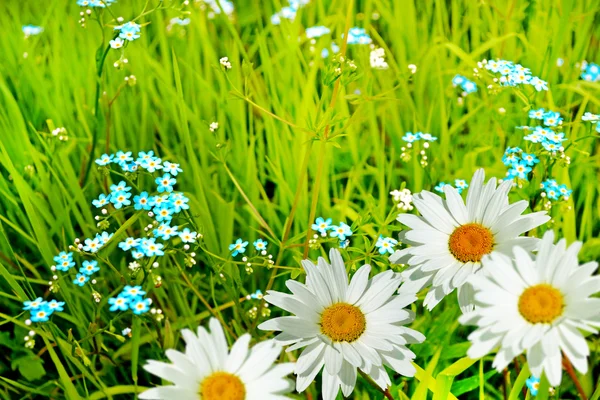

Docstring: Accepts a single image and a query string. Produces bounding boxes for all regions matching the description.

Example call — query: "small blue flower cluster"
[526,376,540,396]
[110,21,142,49]
[346,27,372,45]
[81,231,114,254]
[53,248,105,288]
[169,17,191,27]
[311,217,353,248]
[434,179,469,194]
[541,179,572,201]
[502,147,539,181]
[484,59,548,91]
[202,0,234,17]
[519,109,567,153]
[580,61,600,82]
[108,286,152,315]
[77,0,116,7]
[23,298,65,323]
[22,25,44,37]
[45,150,196,321]
[375,235,398,255]
[306,26,330,39]
[73,260,101,287]
[229,238,269,257]
[271,0,310,25]
[93,151,197,262]
[452,75,477,94]
[401,132,438,143]
[321,43,340,59]
[528,108,563,127]
[582,112,600,133]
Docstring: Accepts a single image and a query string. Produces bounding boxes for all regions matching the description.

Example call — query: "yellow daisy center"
[320,303,366,342]
[518,284,564,324]
[200,372,245,400]
[448,223,494,263]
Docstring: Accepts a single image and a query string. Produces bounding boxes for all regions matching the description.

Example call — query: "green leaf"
[433,357,477,400]
[131,317,142,386]
[11,353,45,381]
[451,370,497,396]
[508,362,530,400]
[41,335,81,399]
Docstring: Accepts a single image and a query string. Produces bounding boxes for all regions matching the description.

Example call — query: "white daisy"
[459,231,600,386]
[258,249,424,400]
[139,318,294,400]
[390,169,550,311]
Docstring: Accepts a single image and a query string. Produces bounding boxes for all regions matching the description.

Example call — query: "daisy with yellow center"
[390,169,549,311]
[140,318,294,400]
[459,231,600,386]
[259,249,424,400]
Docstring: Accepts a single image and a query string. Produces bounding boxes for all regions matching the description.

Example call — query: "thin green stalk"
[302,0,354,258]
[80,43,111,187]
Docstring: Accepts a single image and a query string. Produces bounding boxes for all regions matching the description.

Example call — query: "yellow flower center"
[320,303,366,342]
[518,284,564,324]
[448,223,494,263]
[200,372,246,400]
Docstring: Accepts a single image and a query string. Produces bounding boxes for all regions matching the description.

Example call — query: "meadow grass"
[0,0,599,399]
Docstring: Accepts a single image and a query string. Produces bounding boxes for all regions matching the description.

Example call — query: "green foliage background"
[0,0,599,398]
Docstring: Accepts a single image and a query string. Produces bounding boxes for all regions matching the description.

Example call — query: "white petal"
[321,370,340,400]
[346,264,371,305]
[225,333,251,373]
[443,185,468,224]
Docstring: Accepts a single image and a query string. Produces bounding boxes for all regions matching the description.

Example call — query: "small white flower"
[209,122,219,132]
[369,47,389,69]
[408,64,417,74]
[110,37,125,49]
[220,57,232,70]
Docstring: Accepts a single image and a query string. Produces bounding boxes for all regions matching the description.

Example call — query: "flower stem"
[177,265,238,339]
[80,43,111,188]
[563,353,588,400]
[302,0,354,258]
[358,370,394,400]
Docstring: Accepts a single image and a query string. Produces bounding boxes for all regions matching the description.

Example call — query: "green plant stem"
[358,370,394,400]
[563,354,588,400]
[177,264,237,339]
[302,0,354,258]
[80,44,111,188]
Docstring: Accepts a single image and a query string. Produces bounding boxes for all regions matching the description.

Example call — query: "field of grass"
[0,0,599,399]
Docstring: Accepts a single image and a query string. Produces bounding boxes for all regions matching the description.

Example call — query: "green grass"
[0,0,599,398]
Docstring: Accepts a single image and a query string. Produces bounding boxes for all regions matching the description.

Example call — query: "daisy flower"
[390,169,550,311]
[459,231,600,386]
[259,249,424,400]
[139,318,294,400]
